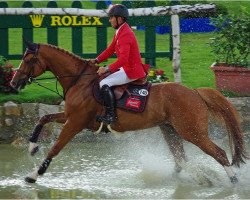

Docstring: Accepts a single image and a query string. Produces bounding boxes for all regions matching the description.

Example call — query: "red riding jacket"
[96,23,146,79]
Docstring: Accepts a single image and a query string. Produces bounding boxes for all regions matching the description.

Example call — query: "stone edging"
[0,98,249,144]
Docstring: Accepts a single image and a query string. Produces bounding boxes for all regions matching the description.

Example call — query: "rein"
[30,72,97,100]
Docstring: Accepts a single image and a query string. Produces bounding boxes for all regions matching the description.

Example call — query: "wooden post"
[0,2,8,57]
[171,14,181,84]
[47,1,58,46]
[72,1,82,55]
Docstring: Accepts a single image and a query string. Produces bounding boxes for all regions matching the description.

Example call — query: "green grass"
[0,1,249,104]
[1,31,216,104]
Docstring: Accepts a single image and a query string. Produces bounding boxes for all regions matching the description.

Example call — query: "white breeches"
[100,67,135,88]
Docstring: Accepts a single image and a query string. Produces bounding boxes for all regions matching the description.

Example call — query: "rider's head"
[108,4,129,29]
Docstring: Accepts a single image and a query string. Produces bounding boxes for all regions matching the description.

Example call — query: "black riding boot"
[96,85,117,124]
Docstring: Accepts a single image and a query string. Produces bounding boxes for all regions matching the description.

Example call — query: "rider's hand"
[89,59,98,65]
[97,66,109,76]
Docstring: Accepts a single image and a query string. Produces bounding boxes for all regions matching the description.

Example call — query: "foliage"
[0,55,17,93]
[210,11,250,68]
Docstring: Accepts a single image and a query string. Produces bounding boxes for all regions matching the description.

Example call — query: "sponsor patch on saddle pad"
[92,82,151,113]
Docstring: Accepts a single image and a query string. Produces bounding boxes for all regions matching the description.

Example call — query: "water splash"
[1,127,250,199]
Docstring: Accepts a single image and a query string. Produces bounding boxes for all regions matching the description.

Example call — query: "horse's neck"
[41,45,97,92]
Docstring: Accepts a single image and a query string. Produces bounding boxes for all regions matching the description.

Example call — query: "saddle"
[93,73,151,113]
[114,77,147,100]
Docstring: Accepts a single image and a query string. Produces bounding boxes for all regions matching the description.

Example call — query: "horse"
[11,41,248,184]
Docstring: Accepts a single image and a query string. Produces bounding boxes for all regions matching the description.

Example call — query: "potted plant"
[210,11,250,95]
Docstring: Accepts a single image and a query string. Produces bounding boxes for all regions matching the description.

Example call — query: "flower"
[148,70,155,77]
[155,69,164,76]
[0,55,17,93]
[147,68,168,83]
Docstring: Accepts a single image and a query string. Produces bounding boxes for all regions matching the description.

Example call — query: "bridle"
[16,46,46,83]
[16,44,97,99]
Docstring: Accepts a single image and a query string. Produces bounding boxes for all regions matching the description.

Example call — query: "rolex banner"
[0,15,106,28]
[30,15,103,27]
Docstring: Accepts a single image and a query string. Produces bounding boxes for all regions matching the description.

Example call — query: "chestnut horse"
[11,42,248,184]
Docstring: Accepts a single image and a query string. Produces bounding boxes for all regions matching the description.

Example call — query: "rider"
[90,4,147,124]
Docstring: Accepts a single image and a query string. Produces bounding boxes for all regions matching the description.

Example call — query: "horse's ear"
[22,36,37,52]
[22,36,32,47]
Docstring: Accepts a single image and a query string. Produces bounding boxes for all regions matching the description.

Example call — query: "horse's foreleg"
[159,123,187,173]
[24,157,52,183]
[25,119,83,183]
[29,112,66,156]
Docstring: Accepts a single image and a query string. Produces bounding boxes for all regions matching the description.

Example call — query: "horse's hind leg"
[178,120,238,183]
[160,123,187,173]
[29,112,66,156]
[191,137,238,183]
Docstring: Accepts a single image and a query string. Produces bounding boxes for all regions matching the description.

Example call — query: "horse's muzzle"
[10,78,28,91]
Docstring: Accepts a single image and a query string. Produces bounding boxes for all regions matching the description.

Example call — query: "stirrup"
[96,114,117,124]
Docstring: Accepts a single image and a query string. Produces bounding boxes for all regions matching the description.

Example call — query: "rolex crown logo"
[29,15,45,27]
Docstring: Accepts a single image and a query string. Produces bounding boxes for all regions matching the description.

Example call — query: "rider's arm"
[96,35,116,63]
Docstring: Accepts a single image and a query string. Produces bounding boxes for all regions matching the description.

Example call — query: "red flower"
[0,60,15,92]
[155,69,164,76]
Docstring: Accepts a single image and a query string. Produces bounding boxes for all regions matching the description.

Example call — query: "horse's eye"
[24,59,30,63]
[24,57,35,64]
[23,54,34,63]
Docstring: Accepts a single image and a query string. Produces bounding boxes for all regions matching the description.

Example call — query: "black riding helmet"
[108,4,129,21]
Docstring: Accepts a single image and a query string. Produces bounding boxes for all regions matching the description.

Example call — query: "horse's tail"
[196,88,249,167]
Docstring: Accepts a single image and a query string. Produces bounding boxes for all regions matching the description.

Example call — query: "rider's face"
[109,16,118,29]
[109,16,124,29]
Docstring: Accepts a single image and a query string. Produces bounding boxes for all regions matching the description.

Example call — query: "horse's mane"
[41,43,86,63]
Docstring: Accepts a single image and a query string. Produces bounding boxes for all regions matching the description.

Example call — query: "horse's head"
[10,40,47,91]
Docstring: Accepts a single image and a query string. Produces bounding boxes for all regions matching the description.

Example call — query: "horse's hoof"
[30,146,39,156]
[175,165,182,173]
[230,175,238,184]
[25,176,37,183]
